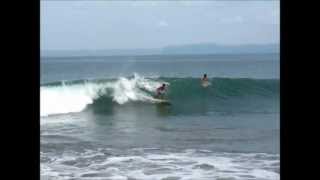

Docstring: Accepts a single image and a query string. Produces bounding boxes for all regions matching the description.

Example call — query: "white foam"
[250,169,279,180]
[41,74,167,117]
[40,82,101,117]
[41,148,279,180]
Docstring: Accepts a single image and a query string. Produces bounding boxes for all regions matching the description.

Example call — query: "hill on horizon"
[41,43,279,57]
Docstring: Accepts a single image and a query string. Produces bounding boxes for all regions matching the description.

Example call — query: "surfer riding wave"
[155,83,167,99]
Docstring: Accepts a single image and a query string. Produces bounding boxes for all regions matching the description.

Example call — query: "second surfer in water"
[202,74,208,82]
[201,74,209,87]
[156,84,166,99]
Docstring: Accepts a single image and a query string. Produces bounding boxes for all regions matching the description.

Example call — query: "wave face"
[41,74,279,117]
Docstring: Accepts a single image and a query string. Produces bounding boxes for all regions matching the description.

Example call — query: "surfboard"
[153,98,171,105]
[202,81,210,88]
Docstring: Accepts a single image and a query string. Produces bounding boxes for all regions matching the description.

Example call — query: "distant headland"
[41,43,279,57]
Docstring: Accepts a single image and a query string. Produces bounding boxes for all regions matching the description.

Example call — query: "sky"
[41,0,279,50]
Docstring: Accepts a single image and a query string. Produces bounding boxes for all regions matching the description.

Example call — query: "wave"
[41,74,279,117]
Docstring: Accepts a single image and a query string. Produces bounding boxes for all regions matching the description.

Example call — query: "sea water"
[41,54,279,180]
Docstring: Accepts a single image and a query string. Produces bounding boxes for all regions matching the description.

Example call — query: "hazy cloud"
[219,16,244,24]
[157,20,169,27]
[41,1,279,50]
[131,1,159,7]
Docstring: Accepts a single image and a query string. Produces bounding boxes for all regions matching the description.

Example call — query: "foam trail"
[110,73,166,104]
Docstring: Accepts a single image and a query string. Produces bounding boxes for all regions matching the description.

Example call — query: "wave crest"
[41,74,279,116]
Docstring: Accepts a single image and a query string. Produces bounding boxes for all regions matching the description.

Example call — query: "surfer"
[202,74,208,82]
[201,74,210,87]
[156,84,166,99]
[201,74,209,87]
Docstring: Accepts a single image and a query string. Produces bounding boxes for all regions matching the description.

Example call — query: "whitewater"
[41,74,168,116]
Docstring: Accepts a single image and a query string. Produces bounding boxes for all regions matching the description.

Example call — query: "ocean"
[40,54,280,180]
